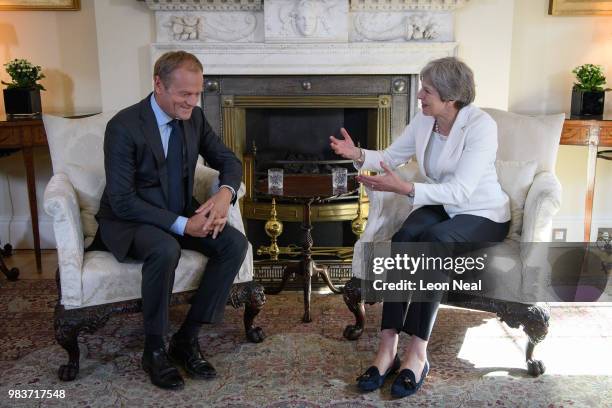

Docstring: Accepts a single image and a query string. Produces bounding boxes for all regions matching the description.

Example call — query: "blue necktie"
[167,119,185,215]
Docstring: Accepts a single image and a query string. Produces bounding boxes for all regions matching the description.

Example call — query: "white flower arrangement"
[2,58,46,90]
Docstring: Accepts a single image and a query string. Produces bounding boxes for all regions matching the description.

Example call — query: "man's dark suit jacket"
[95,94,242,262]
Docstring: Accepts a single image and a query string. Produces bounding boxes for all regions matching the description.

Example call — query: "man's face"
[154,65,203,120]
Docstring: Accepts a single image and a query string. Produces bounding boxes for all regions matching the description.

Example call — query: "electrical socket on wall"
[597,228,612,241]
[552,228,567,242]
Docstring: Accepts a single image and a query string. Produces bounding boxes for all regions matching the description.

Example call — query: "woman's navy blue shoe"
[390,360,429,398]
[356,354,401,392]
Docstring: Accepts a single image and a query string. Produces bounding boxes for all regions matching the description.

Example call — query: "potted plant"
[570,64,608,118]
[2,58,45,117]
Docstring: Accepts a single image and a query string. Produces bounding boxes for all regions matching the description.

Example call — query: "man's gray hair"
[154,51,203,87]
[420,57,475,109]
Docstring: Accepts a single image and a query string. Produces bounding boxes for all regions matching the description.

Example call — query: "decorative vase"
[570,88,605,118]
[3,88,42,117]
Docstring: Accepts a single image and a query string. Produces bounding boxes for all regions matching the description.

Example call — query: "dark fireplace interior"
[246,107,369,174]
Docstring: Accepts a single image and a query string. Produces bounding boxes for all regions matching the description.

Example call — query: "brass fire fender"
[221,95,392,258]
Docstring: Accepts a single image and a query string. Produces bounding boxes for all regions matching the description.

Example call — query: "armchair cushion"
[43,113,116,246]
[81,249,206,307]
[483,108,564,173]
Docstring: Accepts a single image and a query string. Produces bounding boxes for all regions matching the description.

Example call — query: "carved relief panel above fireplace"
[146,0,464,75]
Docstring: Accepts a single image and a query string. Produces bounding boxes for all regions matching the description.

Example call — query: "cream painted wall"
[93,0,154,111]
[0,0,101,248]
[509,0,612,241]
[0,0,101,114]
[456,0,515,110]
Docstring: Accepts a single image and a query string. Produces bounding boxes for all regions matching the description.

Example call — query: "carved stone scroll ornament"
[200,13,258,42]
[166,15,203,41]
[353,12,439,41]
[165,13,258,42]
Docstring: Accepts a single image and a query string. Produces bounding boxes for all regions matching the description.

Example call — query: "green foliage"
[572,64,606,92]
[2,58,46,91]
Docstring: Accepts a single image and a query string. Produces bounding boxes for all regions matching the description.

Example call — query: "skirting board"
[552,216,612,242]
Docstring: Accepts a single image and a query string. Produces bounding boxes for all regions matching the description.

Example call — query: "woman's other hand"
[356,161,414,195]
[330,128,361,160]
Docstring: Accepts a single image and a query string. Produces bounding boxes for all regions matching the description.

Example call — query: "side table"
[0,115,47,270]
[561,117,612,242]
[256,174,358,322]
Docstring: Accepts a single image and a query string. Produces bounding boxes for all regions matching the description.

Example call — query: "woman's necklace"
[433,120,440,134]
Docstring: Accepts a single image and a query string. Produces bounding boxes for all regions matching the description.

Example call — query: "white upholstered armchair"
[343,108,565,377]
[42,113,265,381]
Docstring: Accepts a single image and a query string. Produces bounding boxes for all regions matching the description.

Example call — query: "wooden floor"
[2,249,58,279]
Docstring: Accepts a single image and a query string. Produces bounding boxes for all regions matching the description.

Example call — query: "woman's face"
[417,79,448,117]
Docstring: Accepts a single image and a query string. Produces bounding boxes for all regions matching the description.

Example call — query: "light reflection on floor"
[455,304,612,377]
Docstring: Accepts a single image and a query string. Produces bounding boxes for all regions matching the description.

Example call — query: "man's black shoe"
[141,348,185,390]
[168,334,217,379]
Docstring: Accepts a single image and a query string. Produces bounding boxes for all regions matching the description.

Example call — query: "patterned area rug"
[0,279,611,407]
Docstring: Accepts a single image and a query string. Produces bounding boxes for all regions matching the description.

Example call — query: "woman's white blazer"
[359,104,510,223]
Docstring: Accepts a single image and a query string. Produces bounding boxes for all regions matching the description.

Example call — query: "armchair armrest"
[43,173,85,307]
[193,160,246,204]
[193,160,252,283]
[351,162,420,279]
[521,171,562,242]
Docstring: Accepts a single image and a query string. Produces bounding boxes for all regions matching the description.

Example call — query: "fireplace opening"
[246,107,369,174]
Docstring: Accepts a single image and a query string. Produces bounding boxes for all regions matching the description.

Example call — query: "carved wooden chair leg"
[54,305,81,381]
[0,241,19,282]
[342,277,366,340]
[54,303,123,381]
[229,282,266,343]
[521,304,550,377]
[496,302,550,377]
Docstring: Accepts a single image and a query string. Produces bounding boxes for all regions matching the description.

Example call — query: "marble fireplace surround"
[145,0,466,76]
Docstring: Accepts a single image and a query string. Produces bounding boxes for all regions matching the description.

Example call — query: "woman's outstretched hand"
[356,161,413,195]
[330,128,360,160]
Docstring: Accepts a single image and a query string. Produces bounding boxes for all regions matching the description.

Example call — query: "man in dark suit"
[95,51,247,390]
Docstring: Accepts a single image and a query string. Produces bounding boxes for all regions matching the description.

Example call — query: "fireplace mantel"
[146,0,466,75]
[152,42,457,75]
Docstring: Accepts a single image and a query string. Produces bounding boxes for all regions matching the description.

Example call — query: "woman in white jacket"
[330,57,510,398]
